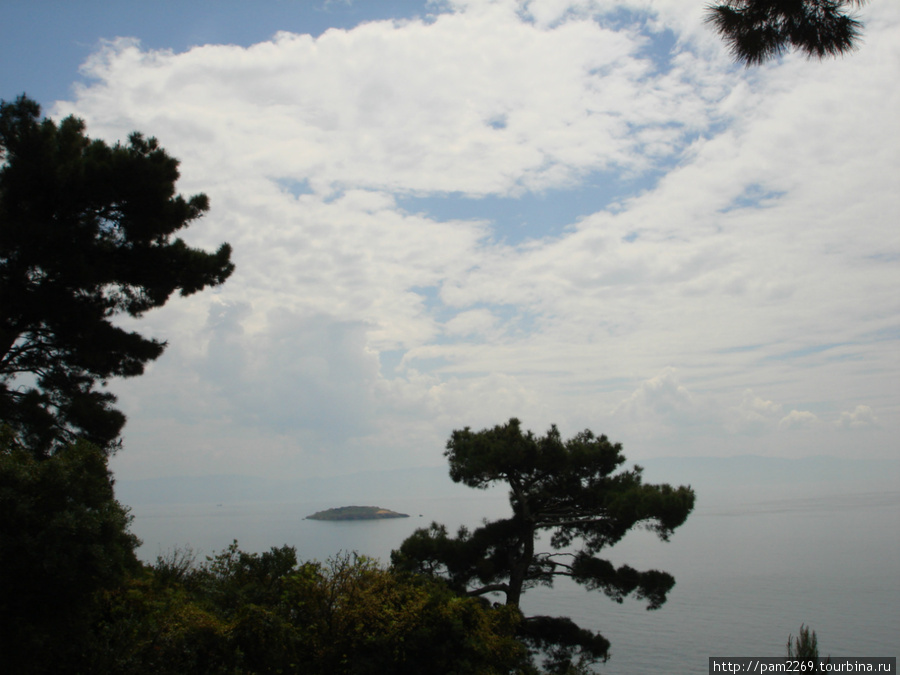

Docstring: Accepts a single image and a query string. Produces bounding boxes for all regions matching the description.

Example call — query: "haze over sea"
[119,455,900,673]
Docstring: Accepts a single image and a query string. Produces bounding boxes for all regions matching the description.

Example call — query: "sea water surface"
[121,460,900,673]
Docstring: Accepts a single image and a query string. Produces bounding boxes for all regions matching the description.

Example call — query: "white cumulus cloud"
[41,0,899,478]
[835,405,879,429]
[778,410,819,431]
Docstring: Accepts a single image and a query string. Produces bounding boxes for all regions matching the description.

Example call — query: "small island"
[306,505,410,521]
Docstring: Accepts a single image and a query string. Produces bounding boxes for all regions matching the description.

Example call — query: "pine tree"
[0,95,234,455]
[705,0,868,66]
[392,418,695,673]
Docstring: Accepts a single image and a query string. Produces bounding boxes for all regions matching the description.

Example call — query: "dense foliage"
[0,428,140,672]
[0,95,234,456]
[705,0,868,66]
[85,545,529,675]
[392,418,695,673]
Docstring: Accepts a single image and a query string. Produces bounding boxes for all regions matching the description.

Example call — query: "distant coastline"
[306,505,410,521]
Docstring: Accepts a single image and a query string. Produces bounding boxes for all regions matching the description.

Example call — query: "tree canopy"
[0,427,140,672]
[705,0,868,66]
[84,546,529,675]
[392,418,696,673]
[0,95,234,455]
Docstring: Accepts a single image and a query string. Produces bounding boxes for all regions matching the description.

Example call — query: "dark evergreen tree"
[392,418,695,673]
[786,624,820,659]
[0,95,234,455]
[705,0,868,66]
[0,427,140,673]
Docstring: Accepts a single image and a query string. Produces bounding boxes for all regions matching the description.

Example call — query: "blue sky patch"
[398,170,650,244]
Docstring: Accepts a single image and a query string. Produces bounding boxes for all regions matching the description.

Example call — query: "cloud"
[52,0,900,477]
[778,410,819,431]
[612,368,702,424]
[442,308,500,338]
[835,405,879,429]
[726,389,783,434]
[61,3,724,200]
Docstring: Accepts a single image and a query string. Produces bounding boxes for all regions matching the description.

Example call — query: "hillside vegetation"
[306,505,410,520]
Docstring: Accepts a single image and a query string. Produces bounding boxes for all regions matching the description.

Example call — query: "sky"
[2,0,898,481]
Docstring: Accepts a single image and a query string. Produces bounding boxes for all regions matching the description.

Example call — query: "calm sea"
[124,474,900,673]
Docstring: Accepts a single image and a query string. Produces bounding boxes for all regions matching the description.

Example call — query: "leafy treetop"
[0,95,234,455]
[705,0,868,66]
[393,418,695,673]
